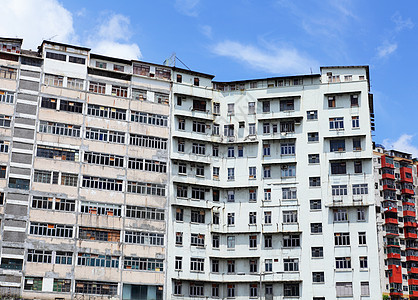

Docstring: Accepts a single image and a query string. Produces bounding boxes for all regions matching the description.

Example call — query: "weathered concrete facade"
[0,38,168,299]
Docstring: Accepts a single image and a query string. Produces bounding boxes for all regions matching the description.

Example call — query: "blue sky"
[2,0,418,156]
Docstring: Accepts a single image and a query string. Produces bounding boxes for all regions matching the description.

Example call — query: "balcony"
[390,289,403,297]
[402,188,415,195]
[383,206,398,214]
[409,279,418,286]
[404,211,417,218]
[400,167,413,183]
[385,218,398,225]
[381,156,394,169]
[383,184,396,191]
[405,221,418,228]
[387,252,401,260]
[388,265,403,283]
[382,172,395,180]
[410,290,418,298]
[408,267,418,274]
[406,232,418,239]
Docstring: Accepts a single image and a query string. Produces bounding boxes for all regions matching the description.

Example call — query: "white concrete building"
[166,66,379,299]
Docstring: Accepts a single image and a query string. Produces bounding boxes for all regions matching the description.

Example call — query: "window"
[213,102,220,114]
[227,261,235,273]
[189,282,204,297]
[335,233,350,246]
[263,144,271,156]
[359,256,368,269]
[249,123,256,135]
[352,116,359,128]
[126,180,166,196]
[87,104,126,120]
[30,222,73,238]
[359,232,367,245]
[131,111,168,127]
[126,205,165,221]
[283,234,300,247]
[332,185,347,196]
[191,233,205,247]
[283,211,298,223]
[178,140,185,152]
[312,247,323,258]
[227,284,235,297]
[174,281,182,295]
[336,282,353,297]
[265,284,273,296]
[127,157,166,173]
[334,209,348,222]
[309,177,321,187]
[249,167,256,179]
[213,189,220,202]
[263,101,270,113]
[361,282,370,296]
[227,213,235,225]
[0,115,11,127]
[284,283,299,297]
[354,160,362,173]
[281,165,296,177]
[280,99,294,111]
[89,81,106,94]
[80,201,121,217]
[350,95,358,107]
[329,117,344,130]
[192,121,206,133]
[0,90,14,104]
[125,230,164,246]
[46,51,66,61]
[280,121,294,133]
[36,145,79,161]
[175,208,184,221]
[336,257,351,269]
[24,277,43,291]
[191,187,205,200]
[82,176,123,192]
[224,124,234,137]
[85,127,125,144]
[193,77,200,86]
[308,154,320,164]
[357,208,366,221]
[196,165,204,177]
[228,168,235,180]
[227,190,235,202]
[56,251,73,265]
[284,258,299,271]
[264,211,272,224]
[212,145,219,157]
[192,143,205,155]
[249,189,257,202]
[248,102,255,114]
[0,66,17,80]
[250,284,258,297]
[238,146,244,157]
[328,96,336,108]
[264,235,272,248]
[331,162,346,174]
[263,166,271,178]
[27,249,52,263]
[312,272,325,283]
[213,167,220,180]
[281,143,295,155]
[176,232,183,245]
[249,212,257,224]
[330,139,345,152]
[132,89,147,101]
[307,110,318,120]
[311,223,322,234]
[74,281,118,295]
[155,93,169,105]
[212,124,219,136]
[227,146,235,157]
[228,103,234,115]
[191,210,205,223]
[39,121,81,138]
[353,184,368,195]
[264,189,271,201]
[249,259,258,273]
[78,253,119,268]
[308,132,319,142]
[265,259,273,272]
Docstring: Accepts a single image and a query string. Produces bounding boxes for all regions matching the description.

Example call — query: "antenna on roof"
[45,35,58,41]
[310,67,313,74]
[163,53,191,70]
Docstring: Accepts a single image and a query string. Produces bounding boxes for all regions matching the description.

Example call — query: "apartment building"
[0,36,381,299]
[0,38,169,299]
[374,146,418,299]
[167,66,379,299]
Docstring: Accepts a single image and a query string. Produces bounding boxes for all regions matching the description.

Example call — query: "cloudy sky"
[1,0,418,156]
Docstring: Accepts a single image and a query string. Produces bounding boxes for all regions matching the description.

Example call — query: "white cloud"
[383,134,418,158]
[0,0,76,49]
[392,12,414,32]
[212,40,318,75]
[88,14,141,60]
[175,0,200,17]
[377,42,398,59]
[199,25,213,39]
